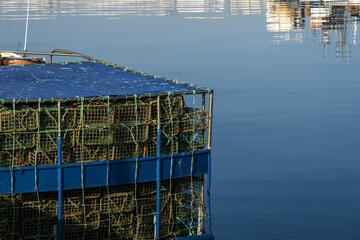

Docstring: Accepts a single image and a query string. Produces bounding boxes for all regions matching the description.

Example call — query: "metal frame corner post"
[155,96,162,239]
[207,92,213,150]
[207,92,213,235]
[57,102,63,240]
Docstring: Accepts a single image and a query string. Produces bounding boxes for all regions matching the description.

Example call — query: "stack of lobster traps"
[0,95,209,239]
[0,96,208,167]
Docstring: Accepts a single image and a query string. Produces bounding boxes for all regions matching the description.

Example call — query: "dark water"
[1,0,360,239]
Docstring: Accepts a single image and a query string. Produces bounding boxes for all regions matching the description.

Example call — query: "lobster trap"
[0,54,213,240]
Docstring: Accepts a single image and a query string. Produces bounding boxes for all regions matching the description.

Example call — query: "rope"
[89,95,105,102]
[62,97,71,103]
[176,217,193,236]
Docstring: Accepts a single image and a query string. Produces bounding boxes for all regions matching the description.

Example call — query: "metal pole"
[206,92,213,235]
[57,101,63,240]
[23,0,30,55]
[155,96,161,239]
[207,92,213,149]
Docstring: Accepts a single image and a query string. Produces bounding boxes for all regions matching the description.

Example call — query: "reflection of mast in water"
[354,17,357,44]
[336,13,351,60]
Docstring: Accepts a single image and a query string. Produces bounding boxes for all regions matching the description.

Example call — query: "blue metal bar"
[0,150,209,172]
[57,136,63,240]
[0,150,210,194]
[156,129,161,239]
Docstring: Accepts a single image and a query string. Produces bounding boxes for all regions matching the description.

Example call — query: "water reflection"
[1,0,358,59]
[0,0,262,20]
[266,0,360,59]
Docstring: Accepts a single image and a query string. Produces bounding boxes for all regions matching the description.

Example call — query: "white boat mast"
[24,0,30,55]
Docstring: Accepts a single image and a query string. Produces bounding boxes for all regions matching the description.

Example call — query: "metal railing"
[0,49,93,63]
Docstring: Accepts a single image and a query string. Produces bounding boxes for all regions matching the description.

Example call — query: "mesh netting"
[0,95,207,167]
[0,177,206,240]
[0,93,210,239]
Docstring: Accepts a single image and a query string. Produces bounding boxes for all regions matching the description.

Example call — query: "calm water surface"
[1,0,360,239]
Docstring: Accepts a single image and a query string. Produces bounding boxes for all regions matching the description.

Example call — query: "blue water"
[1,1,360,239]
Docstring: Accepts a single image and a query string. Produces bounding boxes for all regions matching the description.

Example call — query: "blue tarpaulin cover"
[0,62,201,100]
